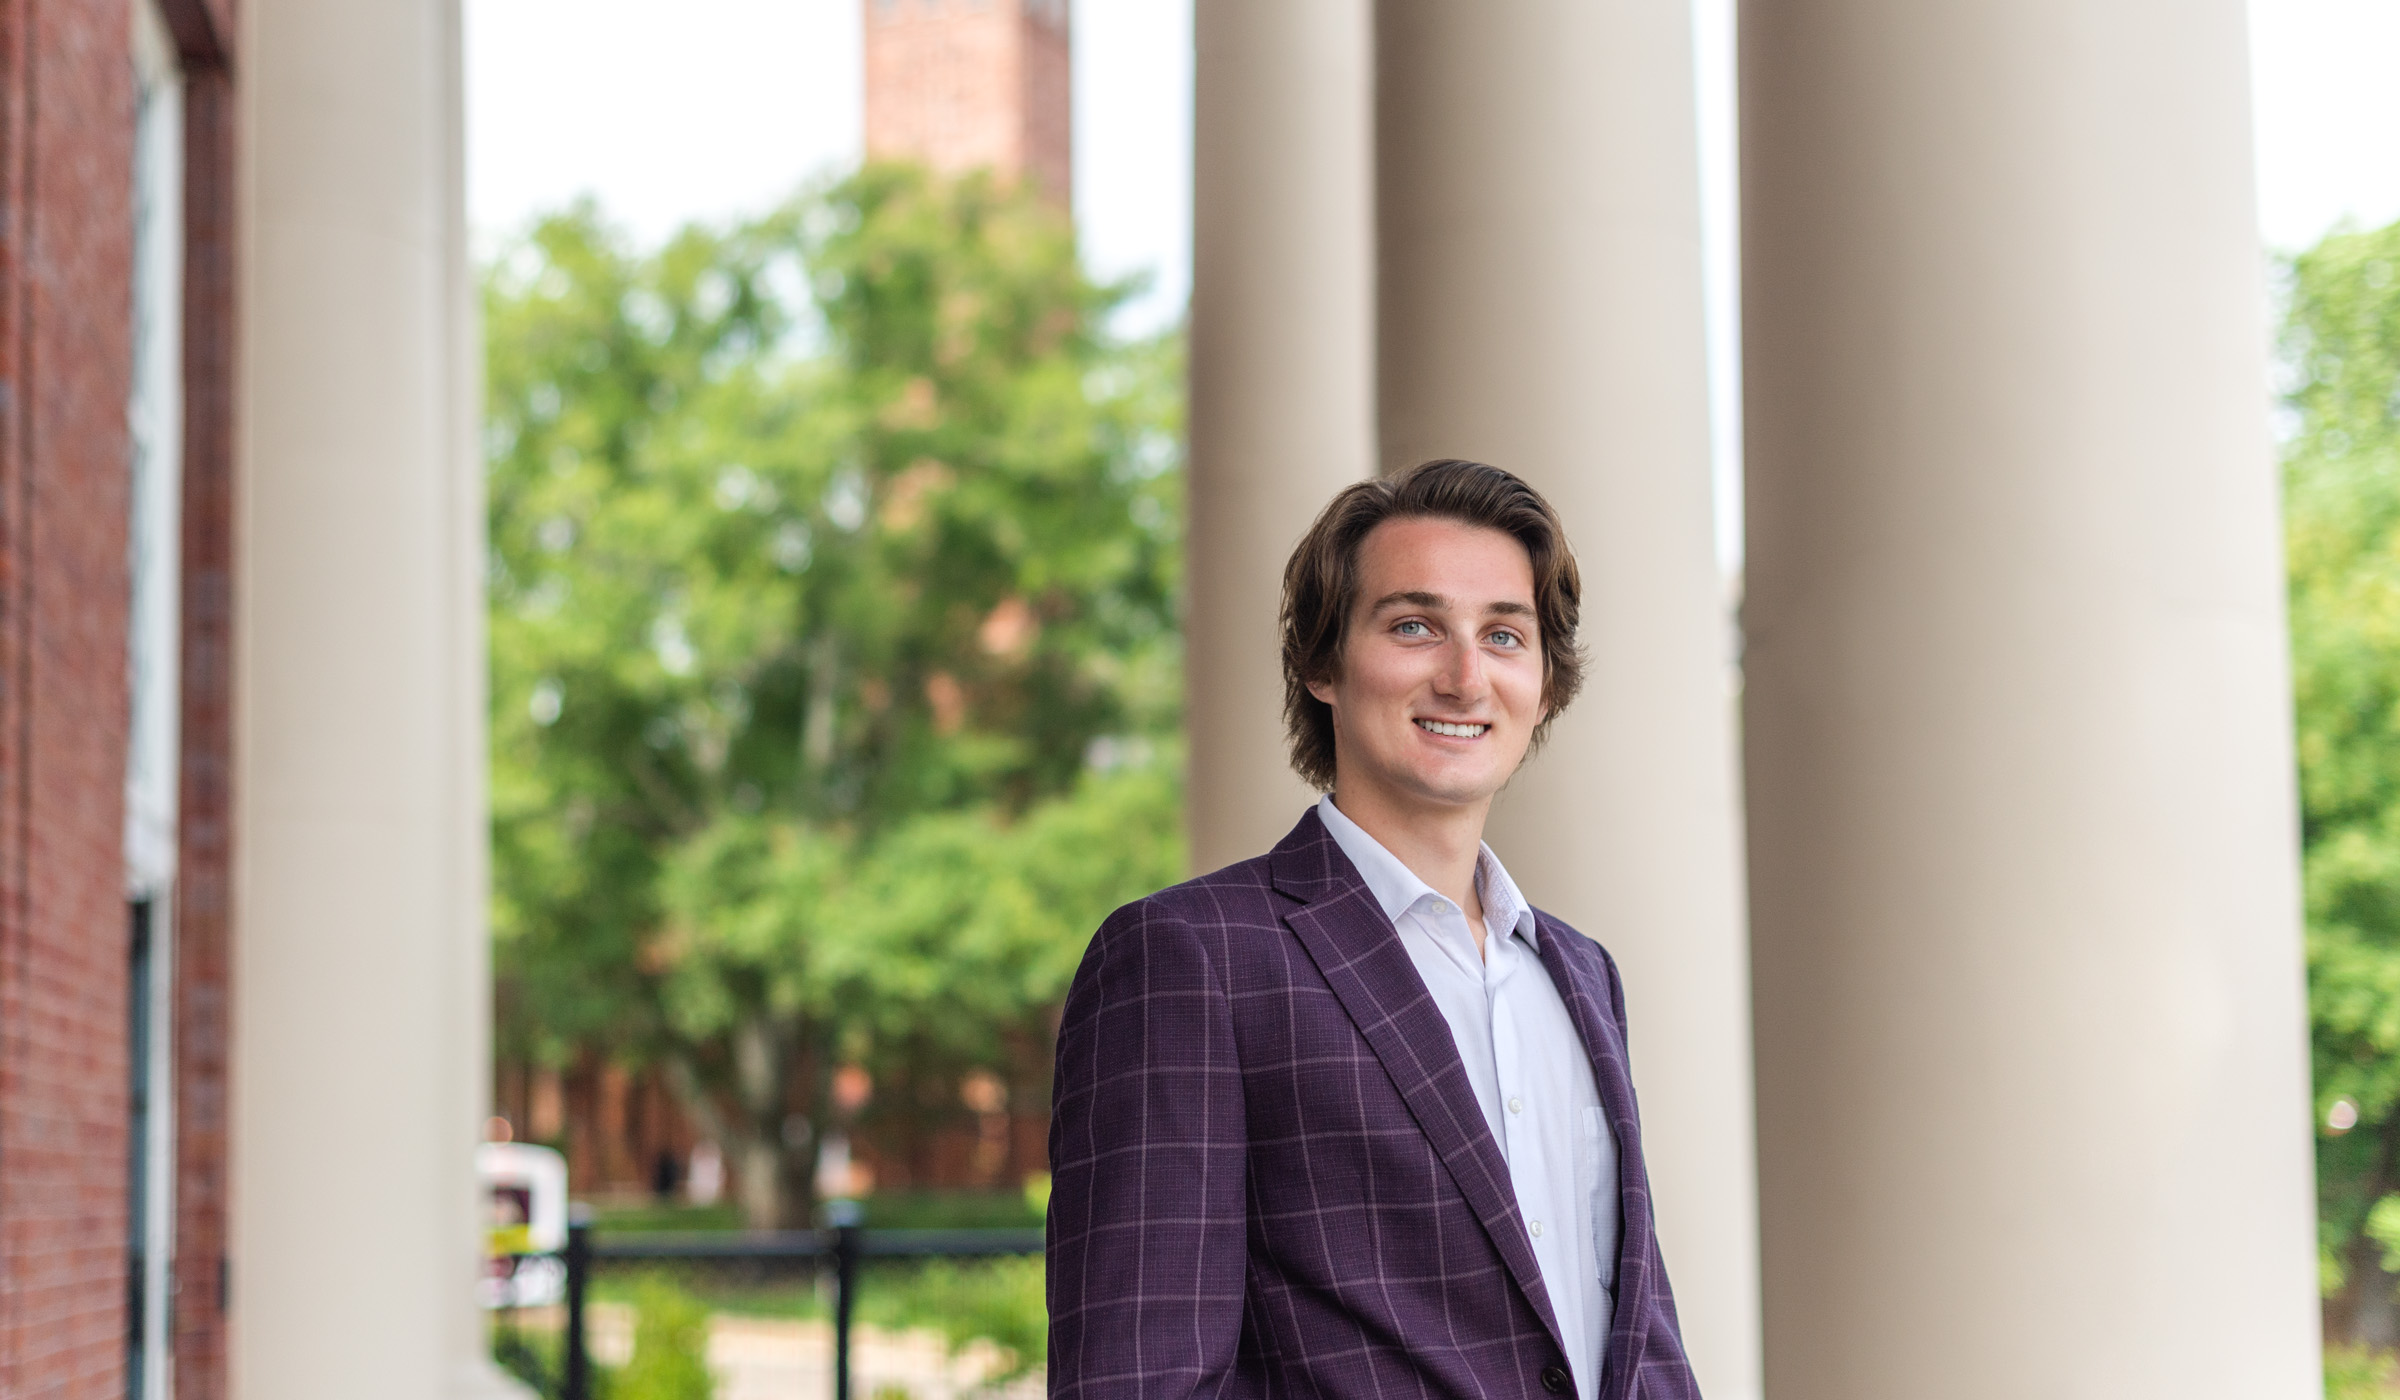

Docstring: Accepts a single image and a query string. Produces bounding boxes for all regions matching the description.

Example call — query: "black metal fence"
[548,1203,1044,1400]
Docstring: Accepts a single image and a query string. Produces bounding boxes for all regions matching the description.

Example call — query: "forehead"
[1354,516,1535,606]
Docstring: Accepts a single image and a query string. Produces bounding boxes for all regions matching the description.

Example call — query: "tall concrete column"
[1376,6,1760,1396]
[1740,2,2320,1396]
[1186,0,1376,872]
[237,0,507,1393]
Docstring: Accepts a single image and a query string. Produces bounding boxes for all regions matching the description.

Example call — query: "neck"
[1326,779,1490,918]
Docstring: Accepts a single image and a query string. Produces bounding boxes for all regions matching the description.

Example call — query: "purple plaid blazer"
[1047,809,1701,1399]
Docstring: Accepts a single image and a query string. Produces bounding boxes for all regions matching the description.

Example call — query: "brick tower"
[863,0,1072,207]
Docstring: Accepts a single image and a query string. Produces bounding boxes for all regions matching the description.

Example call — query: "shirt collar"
[1316,795,1538,948]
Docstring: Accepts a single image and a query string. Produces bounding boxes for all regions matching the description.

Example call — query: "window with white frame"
[125,5,183,1398]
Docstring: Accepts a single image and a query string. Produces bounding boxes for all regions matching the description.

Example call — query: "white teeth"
[1416,719,1488,738]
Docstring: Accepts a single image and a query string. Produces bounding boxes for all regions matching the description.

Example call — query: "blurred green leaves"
[486,165,1183,1225]
[616,1279,717,1400]
[2285,217,2400,1325]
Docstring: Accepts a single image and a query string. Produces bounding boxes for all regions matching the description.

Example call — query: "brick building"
[864,0,1071,206]
[0,0,499,1396]
[0,0,237,1392]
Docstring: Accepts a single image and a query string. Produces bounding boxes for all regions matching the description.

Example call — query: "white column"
[237,0,508,1393]
[1186,0,1376,872]
[1374,5,1762,1397]
[1739,1,2320,1395]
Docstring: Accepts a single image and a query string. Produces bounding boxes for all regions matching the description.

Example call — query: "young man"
[1047,460,1701,1399]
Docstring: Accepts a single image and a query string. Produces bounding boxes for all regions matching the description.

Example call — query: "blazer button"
[1540,1364,1571,1394]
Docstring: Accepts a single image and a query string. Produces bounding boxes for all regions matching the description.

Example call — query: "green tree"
[487,165,1183,1227]
[2285,216,2400,1338]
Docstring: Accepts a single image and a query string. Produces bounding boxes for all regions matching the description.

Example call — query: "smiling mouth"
[1415,718,1490,739]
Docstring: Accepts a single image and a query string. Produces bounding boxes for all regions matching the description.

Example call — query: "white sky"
[464,0,1192,331]
[2251,0,2400,253]
[468,0,2400,564]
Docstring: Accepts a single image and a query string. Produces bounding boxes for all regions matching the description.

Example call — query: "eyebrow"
[1367,590,1536,619]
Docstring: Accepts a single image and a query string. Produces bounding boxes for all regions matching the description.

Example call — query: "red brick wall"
[0,0,138,1391]
[1017,0,1070,209]
[862,0,1072,207]
[167,0,239,1389]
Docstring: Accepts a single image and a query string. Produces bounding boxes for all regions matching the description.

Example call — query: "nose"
[1434,633,1486,700]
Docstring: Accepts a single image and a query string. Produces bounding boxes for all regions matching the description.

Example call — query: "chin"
[1398,766,1510,809]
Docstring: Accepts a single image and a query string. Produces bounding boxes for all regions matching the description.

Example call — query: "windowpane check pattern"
[1046,808,1700,1399]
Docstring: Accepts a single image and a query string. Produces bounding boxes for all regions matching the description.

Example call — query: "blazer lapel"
[1532,915,1656,1400]
[1268,811,1570,1363]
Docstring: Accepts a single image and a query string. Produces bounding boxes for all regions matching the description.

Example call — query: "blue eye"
[1488,629,1523,648]
[1396,620,1431,637]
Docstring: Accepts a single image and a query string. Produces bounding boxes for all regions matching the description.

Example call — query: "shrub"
[861,1255,1046,1380]
[616,1279,715,1400]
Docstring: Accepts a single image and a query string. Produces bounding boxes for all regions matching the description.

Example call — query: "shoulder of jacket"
[1095,852,1281,941]
[1129,853,1278,916]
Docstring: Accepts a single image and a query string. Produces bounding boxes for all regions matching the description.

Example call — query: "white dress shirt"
[1317,795,1619,1400]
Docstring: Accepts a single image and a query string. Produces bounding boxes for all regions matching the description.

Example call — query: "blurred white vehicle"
[478,1141,569,1309]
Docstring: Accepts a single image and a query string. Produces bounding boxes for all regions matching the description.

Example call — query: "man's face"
[1308,516,1547,815]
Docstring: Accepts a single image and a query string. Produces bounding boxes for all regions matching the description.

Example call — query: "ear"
[1306,677,1337,707]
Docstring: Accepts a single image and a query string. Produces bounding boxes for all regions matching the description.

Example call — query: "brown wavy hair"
[1280,459,1585,790]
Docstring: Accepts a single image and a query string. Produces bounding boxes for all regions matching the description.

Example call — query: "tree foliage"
[2285,216,2400,1334]
[486,166,1184,1226]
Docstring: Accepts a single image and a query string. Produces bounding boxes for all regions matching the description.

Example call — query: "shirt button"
[1529,1219,1544,1238]
[1541,1364,1571,1394]
[1507,1095,1524,1115]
